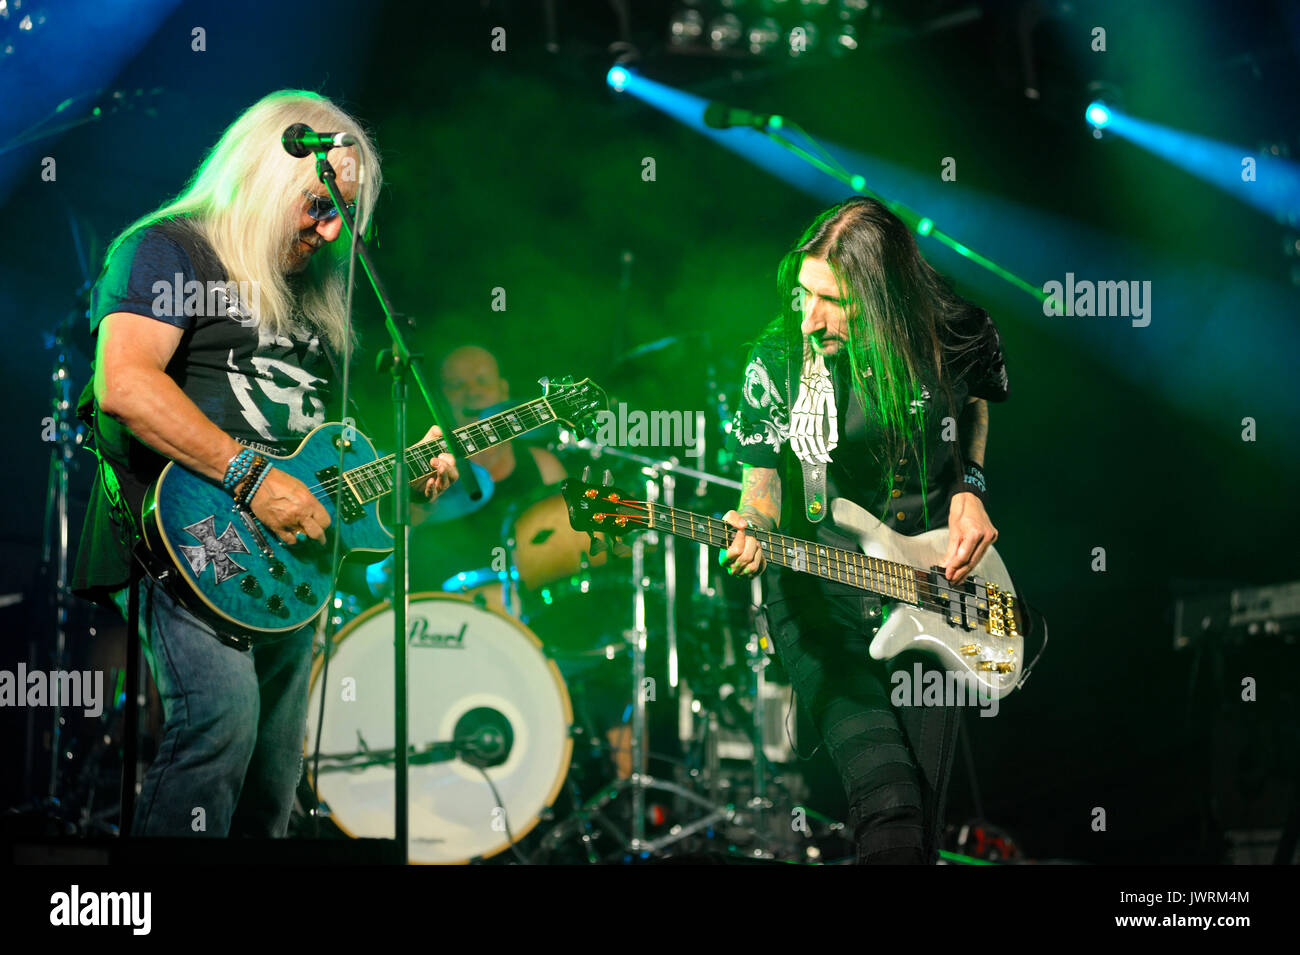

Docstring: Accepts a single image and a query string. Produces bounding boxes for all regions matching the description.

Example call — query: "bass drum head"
[306,592,574,864]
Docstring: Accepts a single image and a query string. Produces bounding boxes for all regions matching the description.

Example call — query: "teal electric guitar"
[140,378,606,636]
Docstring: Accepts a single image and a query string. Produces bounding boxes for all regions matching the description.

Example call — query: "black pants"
[764,591,961,864]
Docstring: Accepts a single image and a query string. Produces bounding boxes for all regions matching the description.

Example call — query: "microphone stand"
[753,121,1048,305]
[308,150,482,865]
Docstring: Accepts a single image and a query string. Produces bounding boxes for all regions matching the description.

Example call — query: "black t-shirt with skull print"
[72,220,339,604]
[88,223,336,453]
[730,307,1008,601]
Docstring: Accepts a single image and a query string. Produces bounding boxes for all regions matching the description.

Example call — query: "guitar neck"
[634,501,922,604]
[338,395,560,503]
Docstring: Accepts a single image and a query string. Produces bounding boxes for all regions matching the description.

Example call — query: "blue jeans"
[126,576,313,837]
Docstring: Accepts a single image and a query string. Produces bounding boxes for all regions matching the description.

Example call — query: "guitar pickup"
[317,466,365,524]
[932,568,979,630]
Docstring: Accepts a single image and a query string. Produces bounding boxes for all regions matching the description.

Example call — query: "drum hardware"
[744,578,771,842]
[554,431,741,494]
[37,290,89,806]
[669,608,791,860]
[498,487,634,662]
[533,468,768,861]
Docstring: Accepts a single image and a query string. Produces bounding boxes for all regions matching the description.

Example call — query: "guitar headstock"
[561,471,644,540]
[541,377,608,440]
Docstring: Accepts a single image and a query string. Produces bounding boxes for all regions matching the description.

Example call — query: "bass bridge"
[930,570,1019,639]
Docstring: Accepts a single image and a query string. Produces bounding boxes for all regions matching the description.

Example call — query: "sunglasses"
[302,189,357,222]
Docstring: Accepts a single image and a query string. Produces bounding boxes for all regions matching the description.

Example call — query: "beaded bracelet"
[233,455,269,508]
[242,463,274,508]
[222,448,257,492]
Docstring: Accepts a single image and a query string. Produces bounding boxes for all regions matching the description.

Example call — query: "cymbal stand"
[661,470,679,694]
[537,470,745,859]
[743,574,773,850]
[683,571,783,859]
[38,306,84,802]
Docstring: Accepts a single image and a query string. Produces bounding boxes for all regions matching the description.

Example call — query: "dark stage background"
[2,0,1299,864]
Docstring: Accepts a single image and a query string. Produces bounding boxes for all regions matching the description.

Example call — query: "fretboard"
[339,395,559,502]
[642,503,920,603]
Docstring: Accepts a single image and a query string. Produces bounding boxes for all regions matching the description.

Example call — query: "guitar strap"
[788,349,838,524]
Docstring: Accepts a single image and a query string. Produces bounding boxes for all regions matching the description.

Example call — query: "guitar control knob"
[266,594,284,612]
[241,576,261,596]
[294,583,314,601]
[269,560,286,579]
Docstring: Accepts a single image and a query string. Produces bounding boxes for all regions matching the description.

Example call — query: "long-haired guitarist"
[721,196,1011,864]
[71,90,457,837]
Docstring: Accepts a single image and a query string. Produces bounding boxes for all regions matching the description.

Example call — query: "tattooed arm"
[722,465,782,576]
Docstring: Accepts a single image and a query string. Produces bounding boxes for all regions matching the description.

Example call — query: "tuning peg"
[602,469,615,487]
[581,465,593,483]
[587,532,606,556]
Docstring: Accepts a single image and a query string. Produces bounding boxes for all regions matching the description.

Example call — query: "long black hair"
[764,196,989,511]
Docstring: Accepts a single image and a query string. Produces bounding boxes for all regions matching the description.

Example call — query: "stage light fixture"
[709,13,743,50]
[832,23,859,54]
[670,8,705,47]
[607,66,630,91]
[1085,100,1112,129]
[748,16,782,54]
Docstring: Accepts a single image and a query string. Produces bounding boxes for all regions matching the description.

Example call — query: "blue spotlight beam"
[611,68,1047,304]
[0,107,108,157]
[0,0,183,206]
[1102,108,1300,222]
[762,125,1048,302]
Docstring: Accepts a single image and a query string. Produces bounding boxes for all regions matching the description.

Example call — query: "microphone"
[282,123,357,158]
[703,101,782,131]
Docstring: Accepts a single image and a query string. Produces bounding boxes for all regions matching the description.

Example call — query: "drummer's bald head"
[441,345,499,380]
[441,344,509,424]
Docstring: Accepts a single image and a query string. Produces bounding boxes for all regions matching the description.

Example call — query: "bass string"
[599,498,998,620]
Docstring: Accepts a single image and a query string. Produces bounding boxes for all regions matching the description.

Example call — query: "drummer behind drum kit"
[299,341,856,863]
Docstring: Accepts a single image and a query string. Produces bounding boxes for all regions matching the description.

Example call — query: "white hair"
[108,89,382,351]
